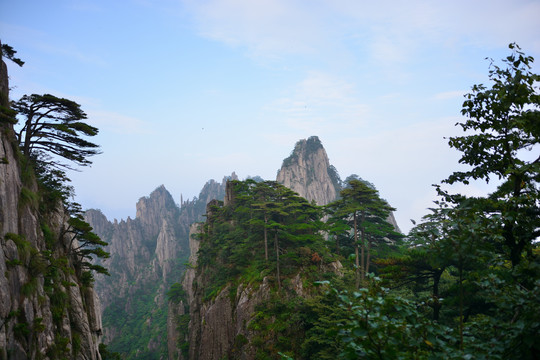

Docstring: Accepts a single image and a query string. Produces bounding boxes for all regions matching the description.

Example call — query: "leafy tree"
[443,43,540,267]
[0,41,21,125]
[13,93,101,171]
[64,214,109,276]
[197,180,327,297]
[251,180,276,261]
[321,45,539,359]
[415,43,540,356]
[1,42,25,67]
[380,207,451,321]
[248,181,324,291]
[327,179,399,288]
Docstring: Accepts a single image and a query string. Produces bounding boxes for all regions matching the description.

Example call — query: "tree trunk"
[264,214,268,261]
[459,258,464,350]
[354,211,360,289]
[432,268,443,321]
[360,211,366,283]
[366,236,371,275]
[275,231,281,292]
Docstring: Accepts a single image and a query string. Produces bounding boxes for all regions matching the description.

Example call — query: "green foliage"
[184,45,539,360]
[198,180,328,298]
[72,332,81,356]
[443,42,540,268]
[5,258,22,267]
[326,179,402,287]
[176,313,191,357]
[21,277,39,297]
[19,186,39,210]
[43,255,72,326]
[65,214,110,275]
[167,282,186,304]
[41,223,55,249]
[33,317,45,333]
[1,43,24,67]
[281,136,323,168]
[13,93,101,171]
[335,276,463,360]
[369,44,540,359]
[249,296,307,359]
[13,322,30,341]
[46,334,70,359]
[0,104,18,125]
[80,270,94,287]
[5,233,34,264]
[99,344,122,360]
[103,283,169,359]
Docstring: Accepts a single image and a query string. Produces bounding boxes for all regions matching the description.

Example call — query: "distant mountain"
[89,136,402,359]
[276,136,341,206]
[277,136,401,233]
[85,173,237,358]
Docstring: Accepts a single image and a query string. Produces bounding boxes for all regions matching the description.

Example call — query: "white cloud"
[434,90,466,100]
[181,0,540,63]
[181,0,337,58]
[87,110,152,135]
[265,71,370,133]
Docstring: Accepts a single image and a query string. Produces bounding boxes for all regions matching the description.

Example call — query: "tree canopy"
[1,42,25,67]
[14,93,101,171]
[186,44,540,360]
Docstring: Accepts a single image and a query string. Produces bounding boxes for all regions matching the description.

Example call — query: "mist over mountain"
[85,134,403,358]
[85,174,237,357]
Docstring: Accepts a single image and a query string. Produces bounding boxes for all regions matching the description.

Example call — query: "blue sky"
[2,0,539,232]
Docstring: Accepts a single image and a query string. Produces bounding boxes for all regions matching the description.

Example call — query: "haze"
[2,0,539,232]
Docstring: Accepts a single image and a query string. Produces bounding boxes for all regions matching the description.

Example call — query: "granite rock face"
[277,136,401,233]
[87,174,237,356]
[172,137,402,360]
[276,136,340,206]
[181,203,344,360]
[0,54,102,360]
[181,220,273,360]
[86,186,185,348]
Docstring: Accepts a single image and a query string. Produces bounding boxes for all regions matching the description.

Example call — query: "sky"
[1,0,539,233]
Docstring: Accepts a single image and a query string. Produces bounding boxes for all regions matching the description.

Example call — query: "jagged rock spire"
[276,136,341,206]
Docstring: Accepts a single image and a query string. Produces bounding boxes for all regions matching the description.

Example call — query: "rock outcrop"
[181,208,274,360]
[276,136,340,206]
[0,48,103,360]
[277,136,401,233]
[86,187,185,354]
[87,174,237,357]
[179,193,344,360]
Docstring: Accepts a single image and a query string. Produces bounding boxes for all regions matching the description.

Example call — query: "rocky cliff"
[276,136,341,206]
[172,137,403,359]
[180,220,276,360]
[178,186,345,360]
[86,174,237,358]
[277,136,401,233]
[0,50,103,360]
[85,186,186,357]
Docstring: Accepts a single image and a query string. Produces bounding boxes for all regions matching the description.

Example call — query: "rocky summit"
[85,174,237,358]
[276,136,341,206]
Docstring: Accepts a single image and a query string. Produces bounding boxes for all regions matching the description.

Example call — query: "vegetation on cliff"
[1,42,109,359]
[180,44,539,359]
[185,177,400,359]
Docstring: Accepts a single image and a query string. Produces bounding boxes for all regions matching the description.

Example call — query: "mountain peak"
[276,136,340,205]
[281,136,324,168]
[135,185,178,235]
